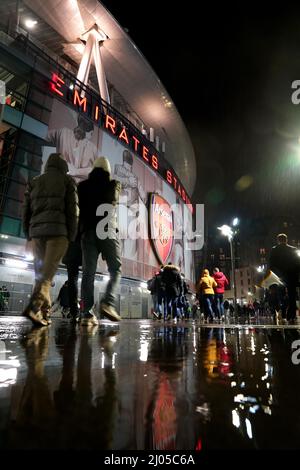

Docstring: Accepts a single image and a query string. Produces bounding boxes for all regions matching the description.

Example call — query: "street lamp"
[218,223,237,314]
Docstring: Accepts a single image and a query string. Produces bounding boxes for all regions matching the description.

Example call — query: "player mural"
[42,98,195,283]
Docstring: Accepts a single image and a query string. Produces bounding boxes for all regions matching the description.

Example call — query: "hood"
[88,167,111,182]
[45,153,68,174]
[164,264,179,271]
[214,271,225,279]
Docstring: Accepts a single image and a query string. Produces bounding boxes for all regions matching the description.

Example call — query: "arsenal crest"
[149,193,174,264]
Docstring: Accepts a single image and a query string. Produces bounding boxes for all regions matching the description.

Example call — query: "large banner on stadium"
[42,99,194,283]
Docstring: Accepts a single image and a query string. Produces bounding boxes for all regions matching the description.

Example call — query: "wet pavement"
[1,315,300,449]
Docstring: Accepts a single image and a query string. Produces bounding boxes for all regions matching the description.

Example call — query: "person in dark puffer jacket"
[22,153,79,326]
[161,262,183,320]
[78,156,122,325]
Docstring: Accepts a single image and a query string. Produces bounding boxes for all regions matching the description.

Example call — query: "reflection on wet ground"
[1,316,300,449]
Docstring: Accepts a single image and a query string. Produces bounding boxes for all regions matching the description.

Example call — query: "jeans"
[30,236,69,311]
[81,230,122,312]
[152,293,163,316]
[203,294,215,320]
[64,240,82,315]
[165,295,177,319]
[214,293,224,318]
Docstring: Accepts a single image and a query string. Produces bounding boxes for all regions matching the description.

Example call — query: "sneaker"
[41,306,52,325]
[100,303,121,322]
[153,311,159,319]
[80,311,99,326]
[23,308,48,327]
[43,314,52,325]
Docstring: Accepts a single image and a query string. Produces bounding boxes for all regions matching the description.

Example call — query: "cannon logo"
[149,193,173,264]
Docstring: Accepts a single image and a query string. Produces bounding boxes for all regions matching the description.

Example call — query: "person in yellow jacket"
[197,269,217,322]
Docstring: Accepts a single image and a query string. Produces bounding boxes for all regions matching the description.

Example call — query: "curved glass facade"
[0,31,195,317]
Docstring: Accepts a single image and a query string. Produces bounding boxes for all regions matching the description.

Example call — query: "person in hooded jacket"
[212,267,229,320]
[22,153,79,326]
[197,269,217,322]
[161,262,182,320]
[78,156,122,325]
[269,233,300,323]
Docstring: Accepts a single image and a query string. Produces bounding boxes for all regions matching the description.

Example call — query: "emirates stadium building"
[0,0,197,317]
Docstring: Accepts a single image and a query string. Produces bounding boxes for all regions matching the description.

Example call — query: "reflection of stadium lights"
[140,282,147,289]
[232,409,240,428]
[5,259,28,269]
[245,418,253,439]
[24,253,34,261]
[139,340,149,362]
[24,19,37,29]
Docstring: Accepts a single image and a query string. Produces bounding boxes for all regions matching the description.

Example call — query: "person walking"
[22,153,79,326]
[212,268,229,320]
[78,156,122,325]
[57,281,70,317]
[62,236,82,322]
[161,262,182,321]
[197,269,217,322]
[147,265,165,319]
[269,233,300,323]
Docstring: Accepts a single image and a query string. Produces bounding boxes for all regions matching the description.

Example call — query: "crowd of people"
[12,150,300,328]
[22,152,121,327]
[147,263,191,321]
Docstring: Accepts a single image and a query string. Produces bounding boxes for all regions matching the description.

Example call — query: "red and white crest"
[149,193,174,264]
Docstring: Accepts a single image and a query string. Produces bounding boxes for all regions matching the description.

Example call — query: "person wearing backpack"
[147,265,165,319]
[161,262,182,320]
[147,274,158,318]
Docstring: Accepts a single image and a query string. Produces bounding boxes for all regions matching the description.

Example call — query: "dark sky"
[102,1,300,228]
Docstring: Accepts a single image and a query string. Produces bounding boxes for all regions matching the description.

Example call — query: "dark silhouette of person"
[269,233,300,322]
[8,327,56,449]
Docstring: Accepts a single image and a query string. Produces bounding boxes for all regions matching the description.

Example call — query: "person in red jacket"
[213,268,229,320]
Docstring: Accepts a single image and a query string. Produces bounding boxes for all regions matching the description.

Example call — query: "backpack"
[147,277,155,293]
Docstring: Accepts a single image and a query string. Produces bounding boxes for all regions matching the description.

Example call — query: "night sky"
[102,1,300,231]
